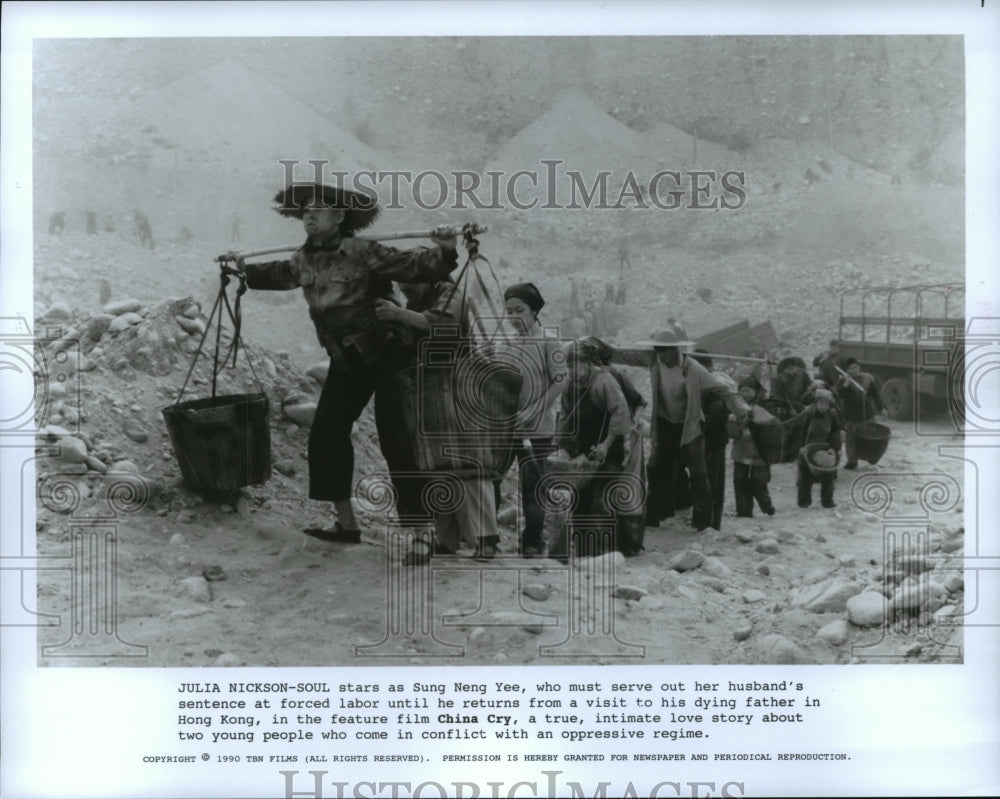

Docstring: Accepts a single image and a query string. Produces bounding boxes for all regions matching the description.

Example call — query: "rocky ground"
[32,290,965,668]
[27,47,966,667]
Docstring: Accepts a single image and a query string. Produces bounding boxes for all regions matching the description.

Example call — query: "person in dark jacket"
[548,338,636,561]
[230,183,458,542]
[690,351,731,531]
[835,357,887,469]
[609,329,749,532]
[729,374,776,517]
[813,339,847,387]
[782,388,843,509]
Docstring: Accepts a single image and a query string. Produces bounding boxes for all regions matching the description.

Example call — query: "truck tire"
[881,377,913,420]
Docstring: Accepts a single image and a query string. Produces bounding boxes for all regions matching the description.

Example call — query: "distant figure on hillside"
[180,226,194,247]
[103,214,117,233]
[230,211,242,243]
[86,210,98,235]
[134,210,154,250]
[99,278,112,306]
[48,211,66,234]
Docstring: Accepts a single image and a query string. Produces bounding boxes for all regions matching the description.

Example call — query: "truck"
[834,283,964,420]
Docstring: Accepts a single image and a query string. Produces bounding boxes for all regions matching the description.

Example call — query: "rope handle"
[173,265,265,406]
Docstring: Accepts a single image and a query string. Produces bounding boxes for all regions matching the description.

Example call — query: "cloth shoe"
[303,522,361,544]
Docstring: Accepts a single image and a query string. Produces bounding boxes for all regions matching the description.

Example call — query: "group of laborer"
[229,184,887,564]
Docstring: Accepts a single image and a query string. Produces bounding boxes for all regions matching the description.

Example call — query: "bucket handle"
[174,267,265,406]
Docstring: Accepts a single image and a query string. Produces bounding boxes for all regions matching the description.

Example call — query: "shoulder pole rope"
[215,224,489,263]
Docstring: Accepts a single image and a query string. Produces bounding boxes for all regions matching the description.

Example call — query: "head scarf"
[503,282,545,313]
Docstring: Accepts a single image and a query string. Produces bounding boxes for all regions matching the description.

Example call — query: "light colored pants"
[435,479,496,552]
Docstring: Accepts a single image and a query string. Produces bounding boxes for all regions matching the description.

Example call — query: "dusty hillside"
[29,37,967,667]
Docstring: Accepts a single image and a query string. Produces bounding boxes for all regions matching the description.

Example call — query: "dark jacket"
[783,404,843,452]
[244,233,457,363]
[610,349,748,448]
[835,371,884,422]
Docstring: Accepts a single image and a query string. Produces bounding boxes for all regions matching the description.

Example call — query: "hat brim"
[635,339,696,349]
[272,184,380,232]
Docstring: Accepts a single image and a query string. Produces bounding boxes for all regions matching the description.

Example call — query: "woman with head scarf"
[497,282,569,558]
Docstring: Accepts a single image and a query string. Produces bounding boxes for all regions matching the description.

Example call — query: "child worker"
[780,388,843,509]
[729,374,776,517]
[227,183,459,543]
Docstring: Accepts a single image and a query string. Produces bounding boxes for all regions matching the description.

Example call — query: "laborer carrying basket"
[215,182,467,544]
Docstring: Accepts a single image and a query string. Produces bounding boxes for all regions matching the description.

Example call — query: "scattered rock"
[753,633,812,664]
[789,577,861,613]
[43,302,73,322]
[816,619,850,645]
[896,554,933,574]
[177,575,212,603]
[175,315,206,337]
[733,623,753,641]
[222,598,247,609]
[734,530,754,544]
[103,298,143,316]
[235,495,252,518]
[576,551,625,572]
[776,528,796,543]
[943,575,964,593]
[522,583,550,601]
[497,506,518,527]
[666,550,704,572]
[108,314,138,334]
[202,565,228,582]
[177,510,195,524]
[273,460,296,477]
[742,589,766,604]
[612,586,647,601]
[700,556,733,580]
[108,460,140,475]
[85,314,114,341]
[213,653,242,667]
[284,402,318,427]
[846,591,887,627]
[57,436,89,464]
[306,362,330,384]
[756,538,780,554]
[85,455,108,474]
[122,418,149,443]
[756,563,770,576]
[838,555,856,568]
[169,533,186,545]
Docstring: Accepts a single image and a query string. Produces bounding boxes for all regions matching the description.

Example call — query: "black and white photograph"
[2,2,998,798]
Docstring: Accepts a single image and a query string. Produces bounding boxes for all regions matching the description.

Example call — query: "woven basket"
[801,442,840,476]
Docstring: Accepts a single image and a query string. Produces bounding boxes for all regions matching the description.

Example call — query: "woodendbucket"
[855,421,891,465]
[162,393,271,492]
[748,399,805,464]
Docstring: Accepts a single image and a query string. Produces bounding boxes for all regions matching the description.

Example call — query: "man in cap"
[835,357,886,469]
[609,329,750,532]
[813,339,847,388]
[228,183,458,542]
